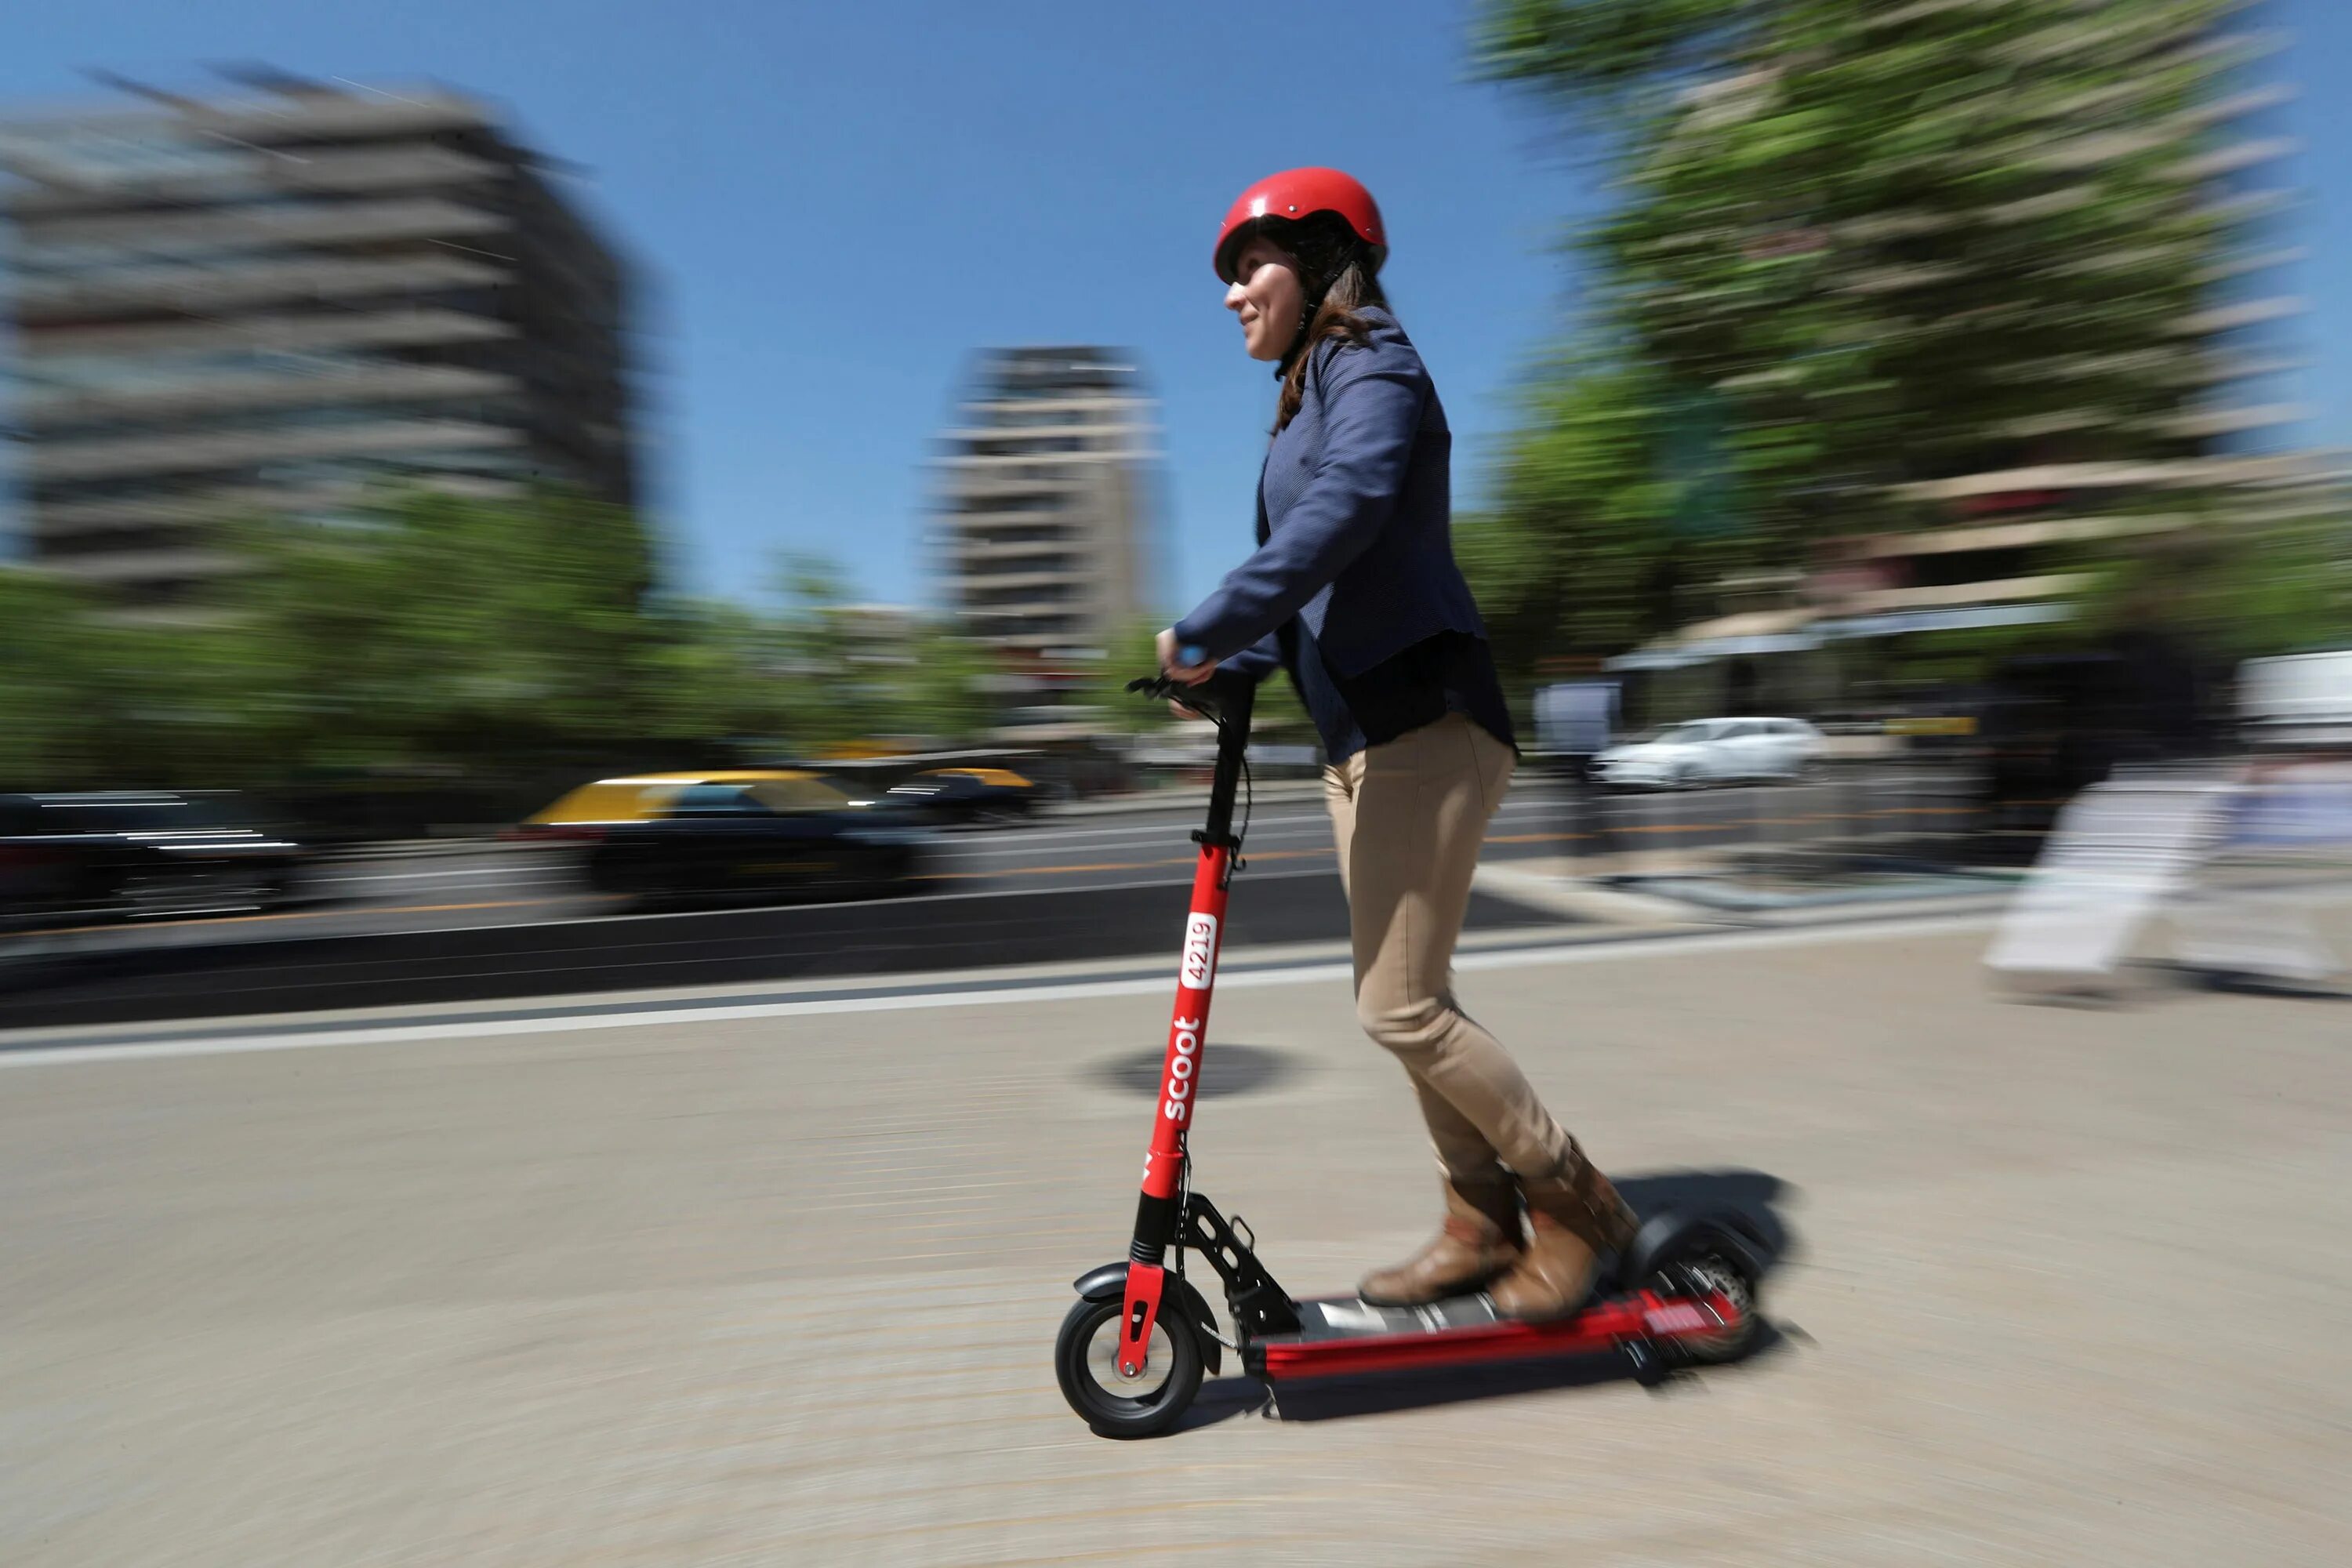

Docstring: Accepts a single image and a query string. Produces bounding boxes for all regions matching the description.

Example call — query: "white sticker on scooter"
[1181,913,1218,989]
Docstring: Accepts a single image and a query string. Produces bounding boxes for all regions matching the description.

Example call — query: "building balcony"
[36,546,245,586]
[958,596,1084,617]
[34,474,523,535]
[938,422,1145,445]
[3,143,506,216]
[948,535,1073,560]
[15,253,506,324]
[20,365,521,430]
[17,195,508,257]
[952,576,1084,601]
[946,517,1077,543]
[1889,454,2321,503]
[27,417,524,483]
[946,469,1085,495]
[16,306,517,361]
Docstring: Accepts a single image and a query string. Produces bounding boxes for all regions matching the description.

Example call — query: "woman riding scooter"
[1160,168,1636,1322]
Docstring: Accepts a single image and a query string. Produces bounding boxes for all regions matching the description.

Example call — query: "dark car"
[880,767,1042,826]
[567,774,931,907]
[0,790,308,929]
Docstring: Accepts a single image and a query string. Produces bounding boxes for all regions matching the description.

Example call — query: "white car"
[1592,717,1824,790]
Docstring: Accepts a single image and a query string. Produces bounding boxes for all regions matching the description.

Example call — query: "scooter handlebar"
[1125,662,1252,724]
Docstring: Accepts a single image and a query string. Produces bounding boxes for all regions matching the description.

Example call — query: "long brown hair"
[1257,213,1390,435]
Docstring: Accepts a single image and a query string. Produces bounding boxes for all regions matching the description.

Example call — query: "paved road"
[0,769,1975,1030]
[3,905,2345,1564]
[9,767,1976,949]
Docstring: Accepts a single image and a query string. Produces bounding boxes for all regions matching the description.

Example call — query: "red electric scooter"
[1053,667,1767,1438]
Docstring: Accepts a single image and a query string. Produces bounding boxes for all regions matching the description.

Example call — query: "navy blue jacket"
[1173,307,1486,685]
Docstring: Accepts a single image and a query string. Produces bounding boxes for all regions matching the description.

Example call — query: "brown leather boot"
[1486,1149,1639,1322]
[1359,1169,1525,1307]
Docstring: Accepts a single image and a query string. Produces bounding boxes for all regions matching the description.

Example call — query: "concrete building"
[0,74,635,616]
[932,347,1157,735]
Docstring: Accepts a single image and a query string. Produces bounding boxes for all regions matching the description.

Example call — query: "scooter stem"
[1130,670,1254,1253]
[1134,840,1232,1228]
[1116,671,1252,1377]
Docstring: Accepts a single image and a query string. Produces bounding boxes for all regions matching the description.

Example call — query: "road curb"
[1472,864,1697,926]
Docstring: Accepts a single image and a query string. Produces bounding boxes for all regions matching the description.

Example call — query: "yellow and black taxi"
[881,766,1043,825]
[516,771,929,906]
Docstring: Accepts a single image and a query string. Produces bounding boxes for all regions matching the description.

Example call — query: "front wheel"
[1054,1294,1202,1439]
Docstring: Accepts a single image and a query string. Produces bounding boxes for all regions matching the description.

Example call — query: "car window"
[745,776,857,813]
[667,783,757,813]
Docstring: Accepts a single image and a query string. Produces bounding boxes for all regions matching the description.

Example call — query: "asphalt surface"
[0,770,1974,1029]
[15,767,1974,935]
[5,908,2345,1564]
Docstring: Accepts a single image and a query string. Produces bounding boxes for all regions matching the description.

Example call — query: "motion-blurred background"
[1,2,2346,989]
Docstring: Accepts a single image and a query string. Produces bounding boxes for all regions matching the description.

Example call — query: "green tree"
[1460,361,1691,706]
[632,596,797,754]
[205,485,662,777]
[1092,618,1179,736]
[757,554,1000,752]
[880,624,999,745]
[1474,0,2292,645]
[0,569,126,787]
[1088,617,1316,740]
[2,494,1018,806]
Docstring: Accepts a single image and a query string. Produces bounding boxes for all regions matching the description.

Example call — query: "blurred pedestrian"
[1157,169,1636,1320]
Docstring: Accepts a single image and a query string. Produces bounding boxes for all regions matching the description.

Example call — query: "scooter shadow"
[1174,1167,1797,1432]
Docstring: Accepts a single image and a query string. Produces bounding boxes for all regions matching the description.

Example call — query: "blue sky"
[1,1,2343,615]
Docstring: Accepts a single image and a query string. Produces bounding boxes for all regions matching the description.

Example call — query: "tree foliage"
[0,488,1002,799]
[1469,0,2329,679]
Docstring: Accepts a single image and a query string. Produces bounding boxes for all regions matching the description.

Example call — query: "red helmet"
[1213,167,1387,284]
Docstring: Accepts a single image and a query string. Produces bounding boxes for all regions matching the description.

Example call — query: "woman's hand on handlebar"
[1156,628,1216,686]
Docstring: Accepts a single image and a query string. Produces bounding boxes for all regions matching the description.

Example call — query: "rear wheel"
[1054,1294,1202,1439]
[1648,1224,1762,1367]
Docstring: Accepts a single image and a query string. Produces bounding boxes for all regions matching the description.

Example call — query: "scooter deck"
[1245,1288,1742,1381]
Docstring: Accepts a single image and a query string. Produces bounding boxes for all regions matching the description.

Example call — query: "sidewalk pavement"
[2,908,2347,1565]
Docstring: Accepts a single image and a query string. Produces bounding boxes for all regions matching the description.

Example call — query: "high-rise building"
[932,347,1157,733]
[0,74,636,616]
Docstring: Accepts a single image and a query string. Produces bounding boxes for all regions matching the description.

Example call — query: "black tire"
[1054,1294,1203,1439]
[1647,1223,1762,1367]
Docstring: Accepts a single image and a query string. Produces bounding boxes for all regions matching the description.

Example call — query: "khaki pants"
[1324,713,1572,1182]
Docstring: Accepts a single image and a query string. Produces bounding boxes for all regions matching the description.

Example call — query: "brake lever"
[1127,673,1215,719]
